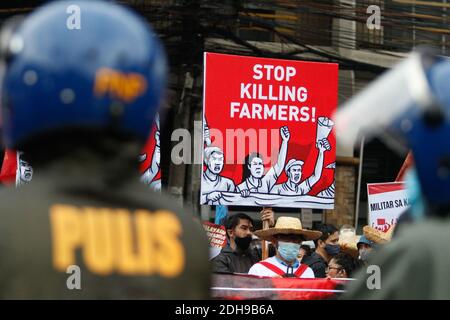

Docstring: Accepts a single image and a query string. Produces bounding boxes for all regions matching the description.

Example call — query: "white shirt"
[317,181,335,198]
[248,256,315,278]
[236,167,278,194]
[271,179,311,195]
[202,172,235,192]
[149,179,161,192]
[201,172,235,204]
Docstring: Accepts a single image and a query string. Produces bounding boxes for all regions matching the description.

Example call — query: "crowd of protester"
[212,210,362,279]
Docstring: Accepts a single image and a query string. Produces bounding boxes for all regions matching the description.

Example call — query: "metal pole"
[261,207,270,260]
[354,136,365,231]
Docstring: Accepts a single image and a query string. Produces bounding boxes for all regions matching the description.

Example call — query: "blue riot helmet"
[335,50,450,212]
[0,0,167,149]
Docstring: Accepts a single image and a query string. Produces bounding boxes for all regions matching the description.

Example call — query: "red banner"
[395,151,413,182]
[212,273,348,300]
[0,149,17,185]
[0,149,33,187]
[202,53,338,208]
[367,182,406,195]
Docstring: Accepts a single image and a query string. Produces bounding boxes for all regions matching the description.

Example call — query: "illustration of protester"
[204,115,212,147]
[202,116,249,204]
[16,151,33,187]
[237,126,290,196]
[271,138,331,195]
[317,162,335,198]
[140,114,161,191]
[201,146,236,204]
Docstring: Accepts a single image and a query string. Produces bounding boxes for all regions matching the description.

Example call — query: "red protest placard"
[202,53,338,209]
[202,221,227,249]
[0,149,18,186]
[367,182,408,232]
[139,114,161,192]
[0,150,33,187]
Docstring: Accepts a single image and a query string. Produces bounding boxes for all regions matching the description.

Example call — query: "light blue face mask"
[277,241,301,262]
[405,168,425,221]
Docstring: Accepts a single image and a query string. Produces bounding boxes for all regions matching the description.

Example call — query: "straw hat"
[363,225,395,244]
[339,231,360,258]
[253,216,322,241]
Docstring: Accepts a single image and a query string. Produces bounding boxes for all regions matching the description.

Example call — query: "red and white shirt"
[248,256,315,278]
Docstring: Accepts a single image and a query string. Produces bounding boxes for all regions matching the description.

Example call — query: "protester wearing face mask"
[357,235,374,266]
[302,223,340,278]
[212,211,274,274]
[248,217,321,278]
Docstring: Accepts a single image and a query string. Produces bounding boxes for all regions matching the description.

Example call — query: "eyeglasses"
[325,266,342,273]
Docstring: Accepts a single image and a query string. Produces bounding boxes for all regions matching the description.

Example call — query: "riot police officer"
[336,50,450,299]
[0,0,210,299]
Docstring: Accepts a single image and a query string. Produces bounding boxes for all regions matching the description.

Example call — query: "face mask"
[234,235,252,251]
[359,249,370,262]
[250,240,261,252]
[405,168,425,221]
[278,241,301,262]
[325,244,340,256]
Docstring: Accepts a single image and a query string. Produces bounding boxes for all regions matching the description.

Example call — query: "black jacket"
[0,143,210,299]
[212,245,261,274]
[302,252,328,278]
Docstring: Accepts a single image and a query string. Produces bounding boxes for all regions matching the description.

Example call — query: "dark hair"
[331,253,357,278]
[273,234,306,242]
[225,213,254,239]
[313,223,339,246]
[300,245,312,257]
[242,152,263,181]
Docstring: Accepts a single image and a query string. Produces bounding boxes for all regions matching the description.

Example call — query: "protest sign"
[201,52,338,208]
[139,114,161,192]
[0,150,33,187]
[367,182,409,232]
[202,221,227,260]
[0,149,18,186]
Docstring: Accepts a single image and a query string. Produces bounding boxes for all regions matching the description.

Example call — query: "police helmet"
[0,0,167,148]
[335,50,450,210]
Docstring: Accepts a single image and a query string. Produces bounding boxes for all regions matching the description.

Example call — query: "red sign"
[0,149,33,187]
[0,149,17,186]
[139,115,161,192]
[367,182,408,232]
[202,53,338,208]
[202,221,227,249]
[212,273,348,300]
